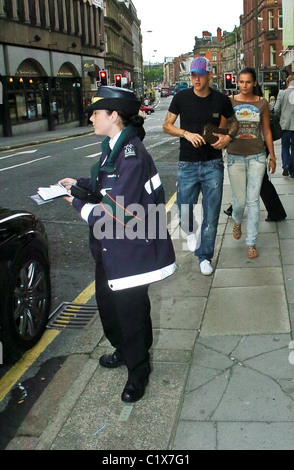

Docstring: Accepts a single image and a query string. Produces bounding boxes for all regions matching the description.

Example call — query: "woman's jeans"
[227,152,267,246]
[177,159,224,263]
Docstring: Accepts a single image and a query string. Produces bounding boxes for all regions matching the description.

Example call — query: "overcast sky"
[132,0,244,62]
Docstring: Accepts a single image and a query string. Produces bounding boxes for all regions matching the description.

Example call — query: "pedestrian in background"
[163,57,238,276]
[226,67,276,260]
[274,75,294,177]
[269,95,276,113]
[59,86,176,403]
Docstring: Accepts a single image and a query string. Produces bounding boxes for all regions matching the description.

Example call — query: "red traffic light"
[115,74,122,87]
[99,70,108,86]
[224,72,236,90]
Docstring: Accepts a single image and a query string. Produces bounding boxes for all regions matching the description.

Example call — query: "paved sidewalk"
[0,125,94,151]
[2,132,294,450]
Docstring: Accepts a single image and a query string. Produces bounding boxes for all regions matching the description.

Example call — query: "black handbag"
[270,114,282,141]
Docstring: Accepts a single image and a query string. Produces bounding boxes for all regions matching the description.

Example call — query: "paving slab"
[48,362,189,451]
[200,285,290,336]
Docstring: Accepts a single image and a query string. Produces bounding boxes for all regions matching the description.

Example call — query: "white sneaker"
[199,260,214,276]
[187,233,197,252]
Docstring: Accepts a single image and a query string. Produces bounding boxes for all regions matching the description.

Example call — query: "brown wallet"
[203,123,228,144]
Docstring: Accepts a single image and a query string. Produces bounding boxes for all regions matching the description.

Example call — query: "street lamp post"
[255,0,263,82]
[148,49,157,87]
[234,31,238,76]
[140,30,153,101]
[255,0,259,78]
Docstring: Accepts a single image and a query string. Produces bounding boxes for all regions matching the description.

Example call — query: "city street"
[1,98,294,451]
[0,96,177,318]
[0,96,181,447]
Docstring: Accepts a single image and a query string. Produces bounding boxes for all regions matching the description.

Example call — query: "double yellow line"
[0,193,177,402]
[0,283,96,402]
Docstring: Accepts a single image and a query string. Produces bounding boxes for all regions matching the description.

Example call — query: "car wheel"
[1,245,51,357]
[147,110,152,115]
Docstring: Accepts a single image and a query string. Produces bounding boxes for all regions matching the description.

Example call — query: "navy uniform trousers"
[95,242,152,381]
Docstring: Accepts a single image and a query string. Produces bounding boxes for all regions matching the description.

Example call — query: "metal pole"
[235,31,238,76]
[255,0,259,79]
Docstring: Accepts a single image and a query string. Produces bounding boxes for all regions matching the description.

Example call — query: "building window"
[268,9,274,30]
[212,53,217,62]
[270,44,276,66]
[7,78,45,124]
[278,9,283,29]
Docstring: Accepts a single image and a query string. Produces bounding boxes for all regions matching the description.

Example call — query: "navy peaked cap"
[86,86,140,115]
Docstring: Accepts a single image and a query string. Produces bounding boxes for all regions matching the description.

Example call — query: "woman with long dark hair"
[59,86,176,403]
[226,67,276,259]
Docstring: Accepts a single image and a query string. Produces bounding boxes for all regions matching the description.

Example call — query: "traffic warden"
[60,86,176,403]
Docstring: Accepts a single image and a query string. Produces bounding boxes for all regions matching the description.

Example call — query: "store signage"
[16,69,39,76]
[83,60,95,72]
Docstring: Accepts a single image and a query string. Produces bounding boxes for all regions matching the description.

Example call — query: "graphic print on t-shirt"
[234,104,260,139]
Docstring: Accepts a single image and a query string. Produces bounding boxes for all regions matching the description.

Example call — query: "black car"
[0,207,51,361]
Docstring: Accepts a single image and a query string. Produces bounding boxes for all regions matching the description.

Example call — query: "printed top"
[227,97,268,156]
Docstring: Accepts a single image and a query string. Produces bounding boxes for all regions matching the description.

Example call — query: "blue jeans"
[281,130,294,174]
[177,159,224,263]
[227,153,266,246]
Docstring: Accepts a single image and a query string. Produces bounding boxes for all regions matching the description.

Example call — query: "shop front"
[1,53,83,137]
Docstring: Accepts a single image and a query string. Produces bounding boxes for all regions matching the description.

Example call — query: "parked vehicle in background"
[0,207,51,362]
[140,104,155,115]
[169,86,176,96]
[161,87,170,97]
[175,81,189,93]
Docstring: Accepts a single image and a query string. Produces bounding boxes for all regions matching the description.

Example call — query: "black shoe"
[282,167,289,176]
[121,377,149,403]
[99,351,125,369]
[223,205,233,216]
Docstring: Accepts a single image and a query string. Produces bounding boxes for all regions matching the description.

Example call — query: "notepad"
[37,184,70,201]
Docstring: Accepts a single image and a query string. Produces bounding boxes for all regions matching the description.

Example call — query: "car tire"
[1,245,51,360]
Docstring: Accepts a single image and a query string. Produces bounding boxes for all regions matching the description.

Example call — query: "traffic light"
[115,74,122,87]
[224,73,232,89]
[99,70,108,86]
[224,72,237,90]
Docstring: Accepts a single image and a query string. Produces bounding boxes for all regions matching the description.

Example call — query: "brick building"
[193,29,223,90]
[242,0,284,99]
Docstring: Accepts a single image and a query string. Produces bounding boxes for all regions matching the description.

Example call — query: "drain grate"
[47,302,98,330]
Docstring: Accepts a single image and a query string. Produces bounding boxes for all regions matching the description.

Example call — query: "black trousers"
[227,171,286,220]
[95,246,152,380]
[260,171,287,220]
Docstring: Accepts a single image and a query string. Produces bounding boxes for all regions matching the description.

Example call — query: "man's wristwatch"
[228,133,234,142]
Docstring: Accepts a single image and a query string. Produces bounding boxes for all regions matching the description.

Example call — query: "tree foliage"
[144,65,163,85]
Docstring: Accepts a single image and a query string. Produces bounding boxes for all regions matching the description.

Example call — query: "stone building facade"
[103,0,142,98]
[0,0,143,137]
